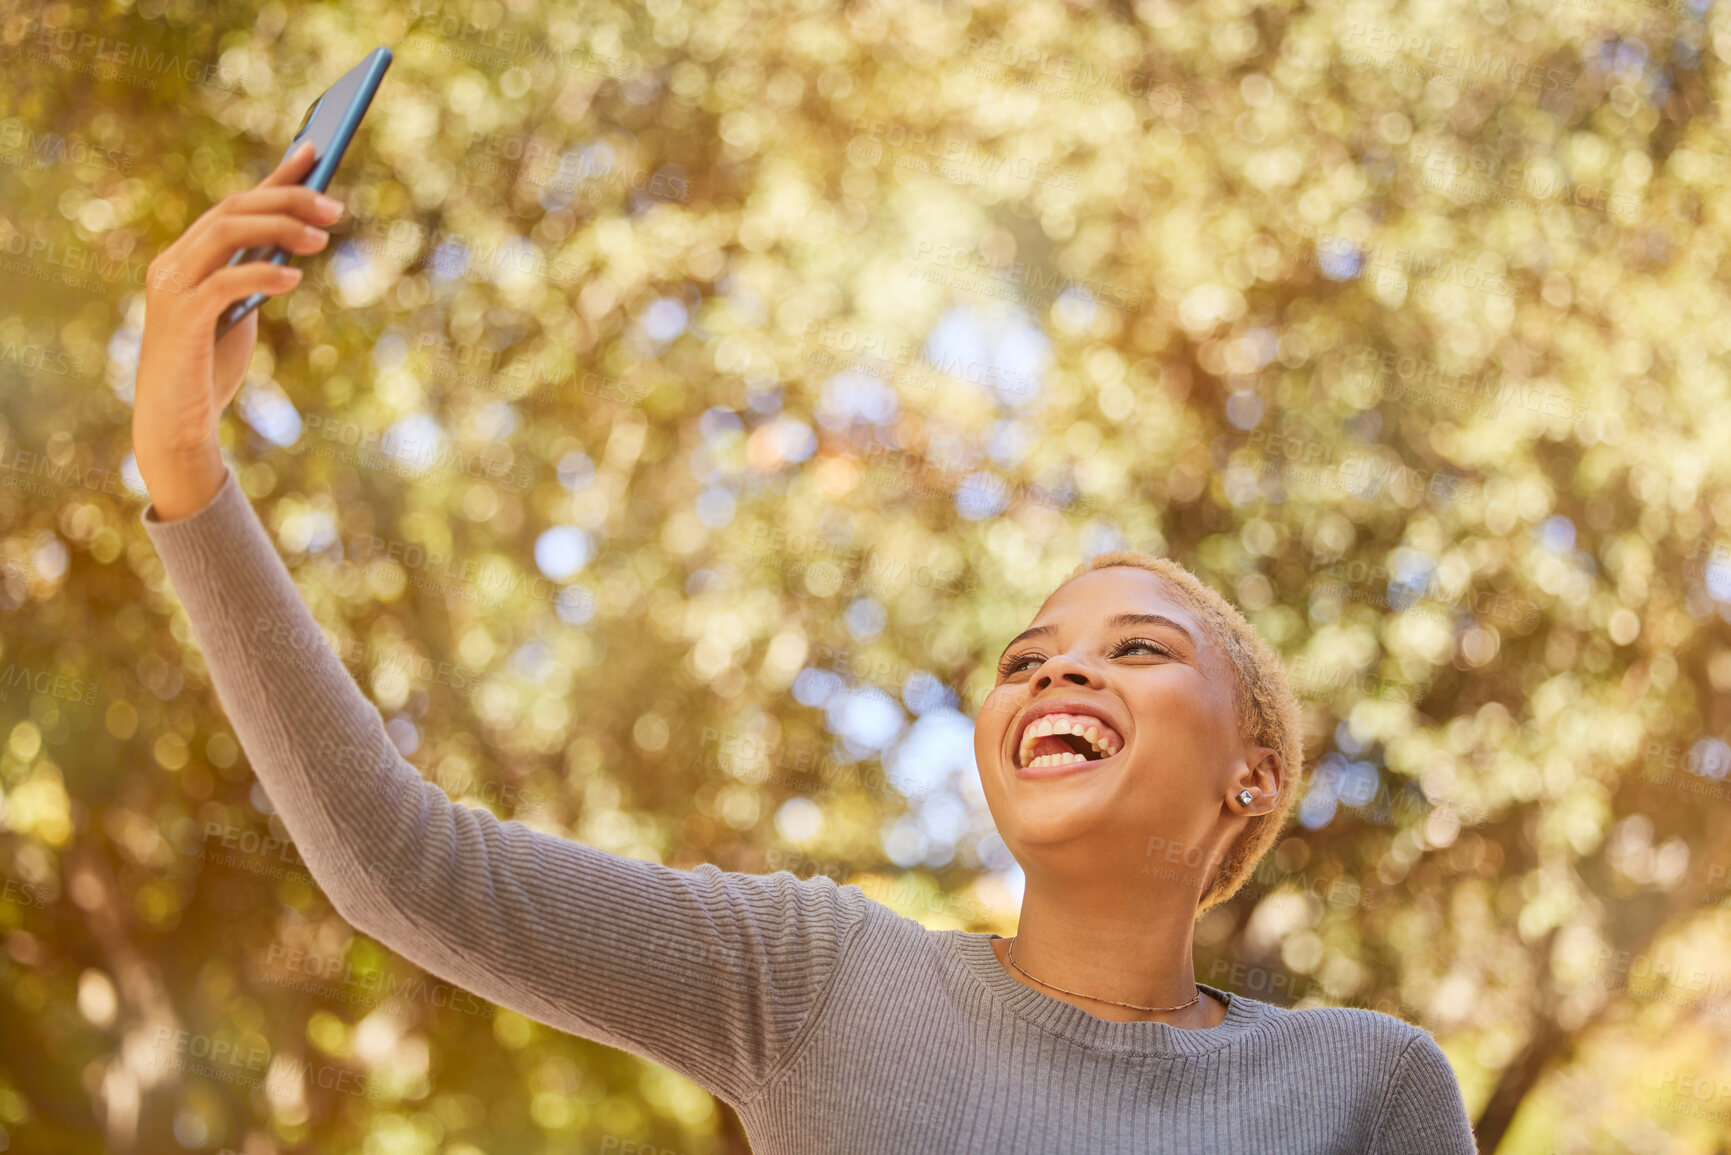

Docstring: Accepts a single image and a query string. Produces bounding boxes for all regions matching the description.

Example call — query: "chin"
[986,771,1122,848]
[1003,815,1100,851]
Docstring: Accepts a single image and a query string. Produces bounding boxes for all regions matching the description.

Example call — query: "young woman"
[132,144,1477,1152]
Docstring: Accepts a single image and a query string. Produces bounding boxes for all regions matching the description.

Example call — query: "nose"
[1031,653,1099,691]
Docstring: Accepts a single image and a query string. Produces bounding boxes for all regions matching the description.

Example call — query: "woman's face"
[973,566,1271,887]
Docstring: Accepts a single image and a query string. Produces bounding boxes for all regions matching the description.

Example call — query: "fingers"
[176,213,330,281]
[132,143,320,488]
[220,184,345,224]
[173,184,342,263]
[159,141,340,264]
[259,139,318,189]
[188,262,303,323]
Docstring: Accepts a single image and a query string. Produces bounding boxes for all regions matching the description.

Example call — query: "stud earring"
[1237,789,1254,806]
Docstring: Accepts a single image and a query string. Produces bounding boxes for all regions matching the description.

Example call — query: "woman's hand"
[132,140,344,521]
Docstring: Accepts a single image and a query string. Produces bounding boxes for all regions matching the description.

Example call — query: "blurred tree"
[2,0,1730,1151]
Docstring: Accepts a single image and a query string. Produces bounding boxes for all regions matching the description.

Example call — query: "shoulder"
[1276,1013,1477,1151]
[1229,995,1473,1145]
[1233,991,1428,1045]
[1224,991,1441,1073]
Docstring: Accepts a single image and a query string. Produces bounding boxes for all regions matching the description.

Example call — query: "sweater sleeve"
[1372,1030,1480,1154]
[141,468,871,1104]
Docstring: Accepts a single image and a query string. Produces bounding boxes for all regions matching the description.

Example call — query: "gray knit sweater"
[142,468,1478,1154]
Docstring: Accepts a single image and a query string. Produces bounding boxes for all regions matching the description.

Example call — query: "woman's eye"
[1000,638,1169,676]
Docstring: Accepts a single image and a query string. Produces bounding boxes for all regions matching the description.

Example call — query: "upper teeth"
[1017,713,1122,768]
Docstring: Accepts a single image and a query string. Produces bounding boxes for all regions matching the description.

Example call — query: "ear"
[1229,747,1283,816]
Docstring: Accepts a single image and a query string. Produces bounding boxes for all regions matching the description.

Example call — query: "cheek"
[1130,683,1233,754]
[974,685,1019,757]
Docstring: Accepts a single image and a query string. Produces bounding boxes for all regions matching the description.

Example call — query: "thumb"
[213,309,260,408]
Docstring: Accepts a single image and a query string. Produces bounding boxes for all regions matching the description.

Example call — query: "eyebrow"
[998,612,1198,661]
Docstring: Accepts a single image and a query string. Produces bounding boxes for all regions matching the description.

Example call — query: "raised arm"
[130,145,871,1104]
[141,472,868,1100]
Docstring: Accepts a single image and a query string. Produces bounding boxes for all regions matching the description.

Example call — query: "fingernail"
[314,193,343,219]
[302,225,328,245]
[280,266,302,281]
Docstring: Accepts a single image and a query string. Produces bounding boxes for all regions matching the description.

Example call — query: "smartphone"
[215,47,393,337]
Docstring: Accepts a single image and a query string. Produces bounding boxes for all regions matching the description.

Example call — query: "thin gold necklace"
[1006,937,1202,1014]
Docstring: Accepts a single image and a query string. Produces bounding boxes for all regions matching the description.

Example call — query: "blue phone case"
[215,46,393,337]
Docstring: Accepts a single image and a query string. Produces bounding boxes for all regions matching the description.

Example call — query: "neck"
[999,870,1223,1028]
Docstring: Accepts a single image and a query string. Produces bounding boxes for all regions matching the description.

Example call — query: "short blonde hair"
[1051,550,1305,916]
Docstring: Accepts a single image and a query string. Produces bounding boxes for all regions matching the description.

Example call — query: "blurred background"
[2,0,1729,1150]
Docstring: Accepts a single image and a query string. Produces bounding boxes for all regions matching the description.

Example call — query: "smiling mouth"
[1015,713,1124,769]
